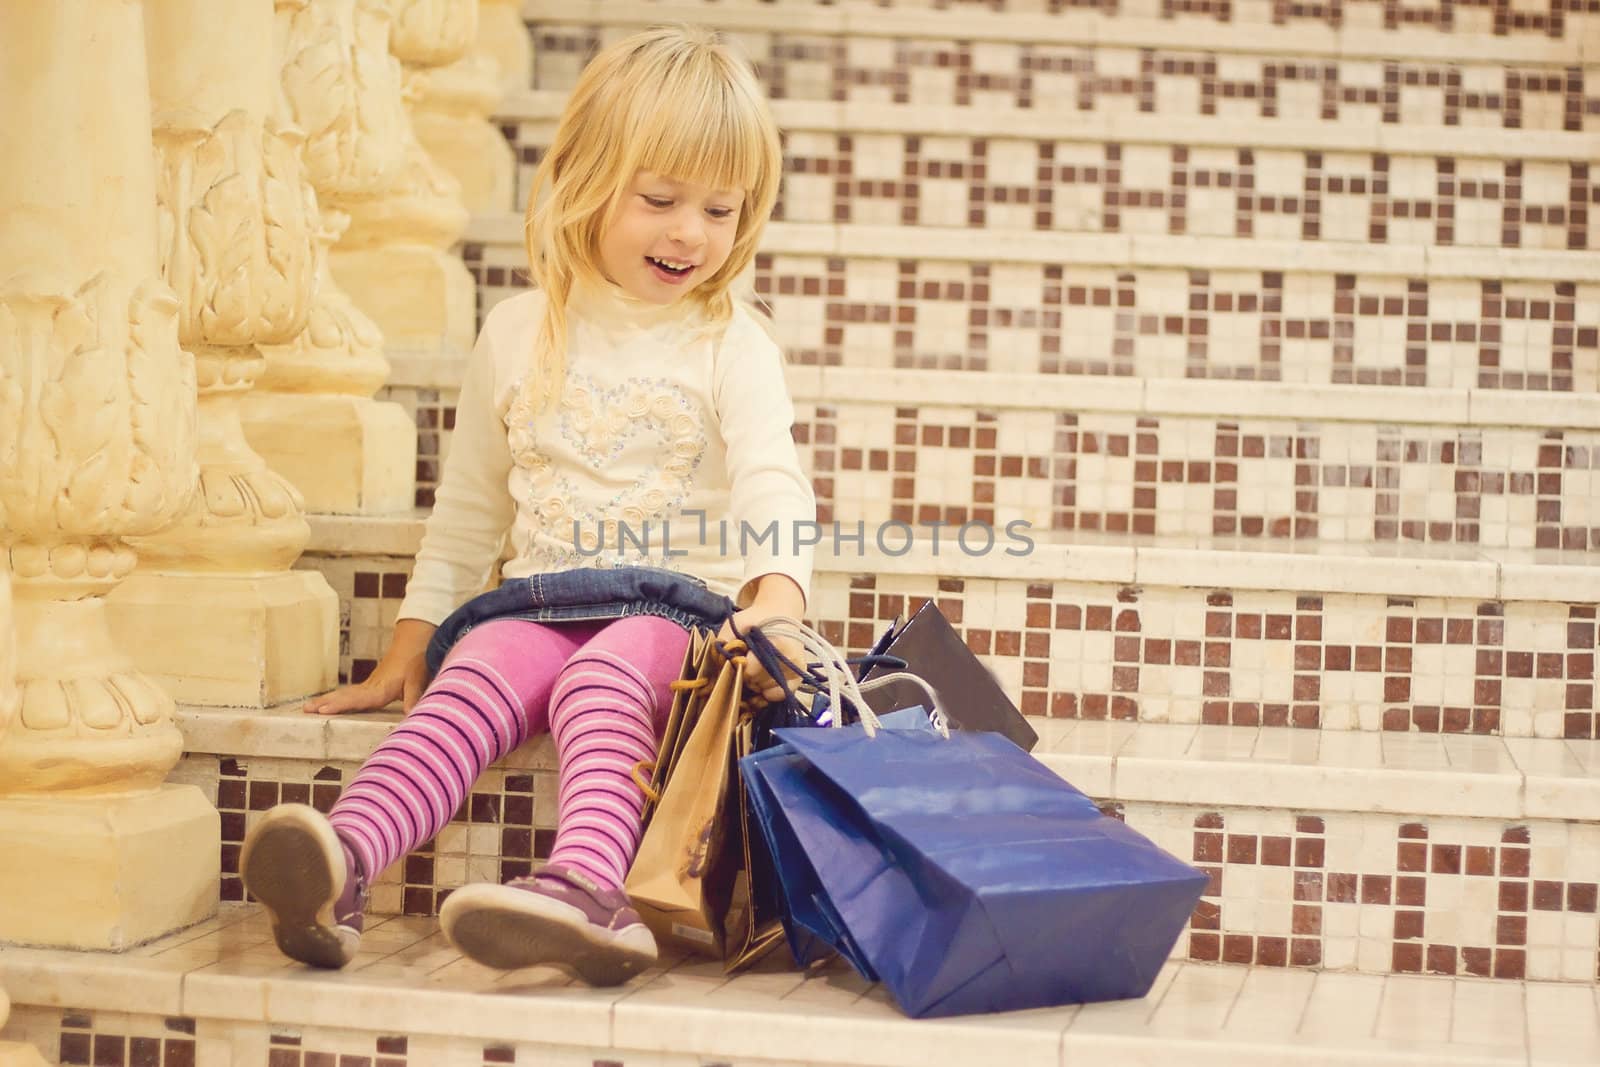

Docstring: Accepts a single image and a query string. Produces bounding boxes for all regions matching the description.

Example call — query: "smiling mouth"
[647,256,695,277]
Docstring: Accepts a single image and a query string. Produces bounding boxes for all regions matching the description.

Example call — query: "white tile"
[1222,967,1316,1037]
[1374,974,1454,1044]
[1298,971,1384,1039]
[1143,962,1248,1034]
[1450,978,1526,1049]
[1525,981,1600,1065]
[1066,960,1175,1036]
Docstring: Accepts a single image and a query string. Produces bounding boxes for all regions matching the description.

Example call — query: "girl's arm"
[713,309,817,699]
[304,299,521,715]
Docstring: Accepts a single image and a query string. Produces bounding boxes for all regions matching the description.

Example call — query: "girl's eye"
[707,207,736,220]
[642,196,672,208]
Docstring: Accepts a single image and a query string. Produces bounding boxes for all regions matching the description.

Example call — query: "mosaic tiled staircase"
[10,1,1600,1064]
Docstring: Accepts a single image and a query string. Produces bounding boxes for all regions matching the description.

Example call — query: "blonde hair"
[521,25,783,408]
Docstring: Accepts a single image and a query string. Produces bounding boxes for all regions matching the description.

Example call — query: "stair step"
[466,214,1600,285]
[300,518,1600,740]
[500,89,1590,160]
[4,908,1597,1064]
[176,705,1600,823]
[524,0,1592,65]
[305,513,1600,601]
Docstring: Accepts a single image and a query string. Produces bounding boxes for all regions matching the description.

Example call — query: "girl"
[241,25,815,987]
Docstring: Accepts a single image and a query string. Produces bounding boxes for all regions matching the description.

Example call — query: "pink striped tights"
[328,615,691,890]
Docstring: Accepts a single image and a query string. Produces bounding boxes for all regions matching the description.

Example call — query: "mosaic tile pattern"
[1148,805,1600,981]
[465,242,1600,390]
[817,577,1600,737]
[299,556,426,687]
[375,385,457,511]
[528,26,1599,132]
[750,260,1600,389]
[266,1031,408,1067]
[48,1011,198,1067]
[306,559,1600,739]
[497,119,1598,252]
[797,403,1600,553]
[606,0,1600,40]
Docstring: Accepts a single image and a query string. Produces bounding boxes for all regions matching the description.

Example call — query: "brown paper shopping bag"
[625,639,745,957]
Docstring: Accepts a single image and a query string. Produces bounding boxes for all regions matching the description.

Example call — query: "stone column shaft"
[0,0,218,951]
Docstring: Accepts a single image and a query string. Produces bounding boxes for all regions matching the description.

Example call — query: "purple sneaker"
[240,803,368,969]
[440,864,657,986]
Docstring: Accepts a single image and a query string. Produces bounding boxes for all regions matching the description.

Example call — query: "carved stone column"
[409,0,517,216]
[0,0,218,950]
[240,0,417,515]
[106,0,339,708]
[0,987,50,1067]
[329,0,477,364]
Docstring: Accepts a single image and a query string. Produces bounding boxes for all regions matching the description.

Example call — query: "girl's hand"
[719,574,808,703]
[719,607,806,703]
[303,619,435,715]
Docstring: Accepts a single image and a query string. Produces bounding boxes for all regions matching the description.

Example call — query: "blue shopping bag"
[740,708,932,976]
[745,714,1207,1018]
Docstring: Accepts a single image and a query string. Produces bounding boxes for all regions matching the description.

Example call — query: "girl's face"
[598,171,744,305]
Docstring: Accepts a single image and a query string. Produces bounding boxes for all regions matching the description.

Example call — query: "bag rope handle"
[742,617,949,739]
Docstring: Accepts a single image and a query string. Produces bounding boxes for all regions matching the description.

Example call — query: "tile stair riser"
[171,747,1600,983]
[462,234,1600,403]
[497,101,1595,257]
[522,18,1597,130]
[377,368,1600,559]
[465,217,1600,282]
[500,90,1592,162]
[300,552,1600,740]
[521,1,1595,64]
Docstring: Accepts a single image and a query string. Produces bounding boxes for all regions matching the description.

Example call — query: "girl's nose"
[667,212,706,247]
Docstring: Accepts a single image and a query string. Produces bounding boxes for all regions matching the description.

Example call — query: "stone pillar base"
[0,784,218,951]
[240,394,418,515]
[330,245,475,357]
[0,1044,49,1067]
[106,570,337,707]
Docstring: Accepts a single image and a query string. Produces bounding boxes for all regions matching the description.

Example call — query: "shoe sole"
[240,804,358,969]
[440,883,657,986]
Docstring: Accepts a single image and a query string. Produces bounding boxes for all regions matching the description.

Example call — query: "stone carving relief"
[276,0,408,199]
[152,109,316,351]
[138,107,318,565]
[0,272,196,784]
[388,0,477,68]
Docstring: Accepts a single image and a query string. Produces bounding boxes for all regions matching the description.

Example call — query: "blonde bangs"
[623,71,771,201]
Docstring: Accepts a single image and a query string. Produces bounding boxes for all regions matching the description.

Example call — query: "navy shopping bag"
[745,716,1207,1018]
[740,708,933,976]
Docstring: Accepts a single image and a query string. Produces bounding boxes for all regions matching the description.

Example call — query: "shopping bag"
[637,629,714,831]
[858,600,1039,752]
[747,712,1207,1017]
[624,636,745,957]
[626,626,823,969]
[740,707,932,976]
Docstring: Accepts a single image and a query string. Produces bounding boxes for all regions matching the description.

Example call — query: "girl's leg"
[328,618,596,878]
[544,614,692,888]
[440,614,691,985]
[243,617,598,968]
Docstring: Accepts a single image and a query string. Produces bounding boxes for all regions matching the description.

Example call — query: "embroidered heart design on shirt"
[557,374,700,471]
[506,372,708,558]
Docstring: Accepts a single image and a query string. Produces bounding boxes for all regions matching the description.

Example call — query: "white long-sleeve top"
[397,284,817,626]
